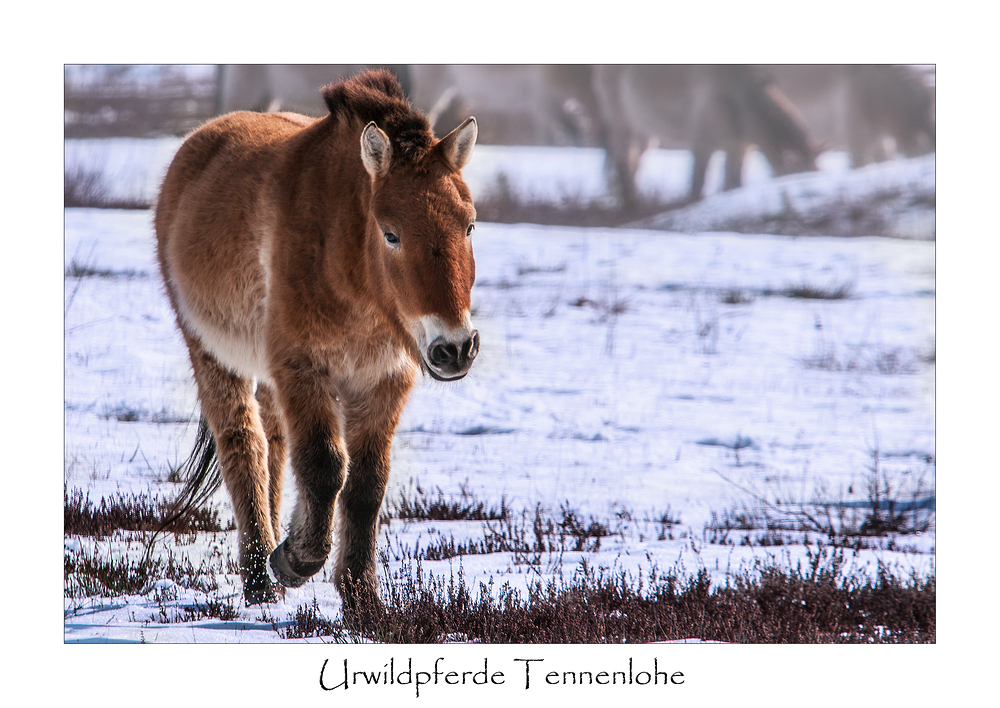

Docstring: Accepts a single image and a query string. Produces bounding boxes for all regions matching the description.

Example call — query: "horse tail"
[145,415,222,556]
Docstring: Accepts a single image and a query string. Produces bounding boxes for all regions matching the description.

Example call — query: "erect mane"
[321,69,434,164]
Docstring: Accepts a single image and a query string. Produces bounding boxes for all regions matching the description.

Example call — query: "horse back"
[155,111,318,379]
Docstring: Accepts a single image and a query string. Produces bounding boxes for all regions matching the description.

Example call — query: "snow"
[63,137,934,644]
[65,138,183,205]
[62,139,817,209]
[632,154,936,240]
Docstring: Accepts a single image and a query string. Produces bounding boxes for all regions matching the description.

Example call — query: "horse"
[215,64,414,116]
[410,64,602,146]
[759,65,935,168]
[592,65,819,206]
[155,69,480,620]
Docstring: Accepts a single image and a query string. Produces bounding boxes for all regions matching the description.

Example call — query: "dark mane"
[321,69,434,163]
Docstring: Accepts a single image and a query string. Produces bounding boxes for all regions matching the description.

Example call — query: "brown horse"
[593,65,819,206]
[155,70,480,618]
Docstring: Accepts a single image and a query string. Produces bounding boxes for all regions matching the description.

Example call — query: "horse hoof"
[243,577,280,605]
[268,540,324,589]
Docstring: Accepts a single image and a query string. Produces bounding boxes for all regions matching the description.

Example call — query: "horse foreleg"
[336,373,412,623]
[267,356,347,590]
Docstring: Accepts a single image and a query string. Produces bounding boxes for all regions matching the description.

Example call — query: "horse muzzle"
[416,314,480,381]
[425,330,479,381]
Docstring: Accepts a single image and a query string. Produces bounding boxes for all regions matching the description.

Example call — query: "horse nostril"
[429,341,458,368]
[462,330,480,361]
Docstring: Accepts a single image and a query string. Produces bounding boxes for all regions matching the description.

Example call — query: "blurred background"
[64,64,935,231]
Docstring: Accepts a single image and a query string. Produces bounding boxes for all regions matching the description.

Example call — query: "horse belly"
[174,277,270,380]
[166,224,272,381]
[185,301,270,380]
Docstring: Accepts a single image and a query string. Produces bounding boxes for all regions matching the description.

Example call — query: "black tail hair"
[145,415,222,554]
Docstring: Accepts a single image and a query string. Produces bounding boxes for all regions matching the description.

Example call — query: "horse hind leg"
[185,334,278,604]
[256,382,287,546]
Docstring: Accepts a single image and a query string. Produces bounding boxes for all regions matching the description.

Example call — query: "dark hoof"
[268,540,325,589]
[243,577,280,605]
[242,560,280,604]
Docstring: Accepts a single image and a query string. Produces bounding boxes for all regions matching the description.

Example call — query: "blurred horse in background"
[215,65,413,115]
[759,65,935,168]
[213,65,931,214]
[592,65,819,206]
[410,65,603,147]
[217,65,593,146]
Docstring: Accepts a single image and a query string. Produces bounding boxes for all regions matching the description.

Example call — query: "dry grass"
[781,281,855,300]
[64,541,232,599]
[385,479,510,523]
[64,487,232,538]
[63,484,933,642]
[64,166,151,209]
[280,548,934,643]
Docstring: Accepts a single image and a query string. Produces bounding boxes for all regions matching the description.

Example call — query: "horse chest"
[332,334,417,396]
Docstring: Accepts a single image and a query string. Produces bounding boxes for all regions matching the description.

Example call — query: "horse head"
[361,116,480,381]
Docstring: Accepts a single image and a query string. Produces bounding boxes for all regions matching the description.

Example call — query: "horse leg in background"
[267,354,347,591]
[256,382,287,547]
[689,145,711,201]
[336,373,413,623]
[605,129,643,209]
[723,141,749,191]
[184,333,277,605]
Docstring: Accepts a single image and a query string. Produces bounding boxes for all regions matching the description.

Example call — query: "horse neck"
[327,129,411,338]
[278,117,415,350]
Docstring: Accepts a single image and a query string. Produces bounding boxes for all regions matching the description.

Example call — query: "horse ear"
[361,122,392,179]
[437,116,477,171]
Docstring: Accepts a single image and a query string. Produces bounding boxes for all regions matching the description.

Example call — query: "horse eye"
[466,223,475,237]
[384,231,400,246]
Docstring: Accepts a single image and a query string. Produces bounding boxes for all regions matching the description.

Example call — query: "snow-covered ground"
[63,137,934,643]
